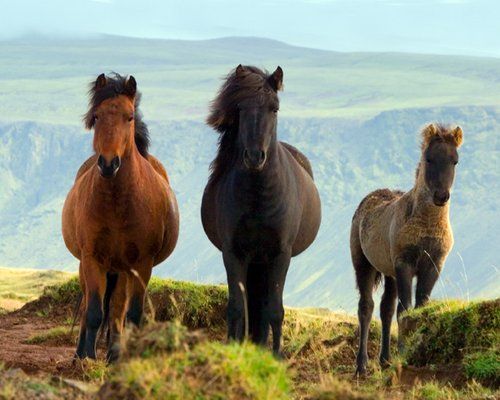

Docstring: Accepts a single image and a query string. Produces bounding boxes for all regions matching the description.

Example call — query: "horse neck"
[409,160,450,221]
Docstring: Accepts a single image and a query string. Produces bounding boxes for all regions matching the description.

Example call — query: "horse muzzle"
[243,149,266,171]
[97,155,121,179]
[433,190,450,206]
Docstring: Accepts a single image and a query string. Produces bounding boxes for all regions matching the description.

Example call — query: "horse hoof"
[354,365,367,378]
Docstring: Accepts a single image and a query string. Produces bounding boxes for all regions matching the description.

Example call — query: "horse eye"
[128,115,134,122]
[93,114,99,121]
[426,158,432,164]
[453,160,458,165]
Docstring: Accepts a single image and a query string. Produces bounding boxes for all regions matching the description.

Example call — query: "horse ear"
[268,66,283,91]
[95,73,107,89]
[235,64,245,77]
[125,75,137,97]
[422,123,437,144]
[452,126,463,147]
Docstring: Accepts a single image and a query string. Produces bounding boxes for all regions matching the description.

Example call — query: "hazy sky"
[1,0,499,57]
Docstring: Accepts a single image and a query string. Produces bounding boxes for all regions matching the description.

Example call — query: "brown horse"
[62,73,179,362]
[201,65,321,354]
[351,124,463,375]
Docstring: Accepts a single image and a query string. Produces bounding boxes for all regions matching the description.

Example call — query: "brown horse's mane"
[83,73,150,157]
[206,65,280,184]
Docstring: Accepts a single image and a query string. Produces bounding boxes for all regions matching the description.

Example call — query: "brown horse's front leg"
[81,257,107,359]
[107,272,129,363]
[127,264,153,327]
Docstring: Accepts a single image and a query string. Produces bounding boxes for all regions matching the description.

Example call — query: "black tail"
[99,272,119,345]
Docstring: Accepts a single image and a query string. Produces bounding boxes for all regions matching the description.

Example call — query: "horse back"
[146,154,170,184]
[280,141,314,179]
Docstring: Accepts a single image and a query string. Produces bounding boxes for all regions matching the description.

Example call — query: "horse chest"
[84,193,164,267]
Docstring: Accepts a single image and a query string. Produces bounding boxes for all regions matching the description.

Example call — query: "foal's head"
[207,65,283,172]
[84,73,149,178]
[420,124,463,206]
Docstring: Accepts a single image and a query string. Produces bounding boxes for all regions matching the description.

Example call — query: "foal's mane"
[83,73,150,157]
[206,65,279,184]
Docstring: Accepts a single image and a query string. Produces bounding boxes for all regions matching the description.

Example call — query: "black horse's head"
[420,124,463,206]
[207,65,283,175]
[235,65,282,171]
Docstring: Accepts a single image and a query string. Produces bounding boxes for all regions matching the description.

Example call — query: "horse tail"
[99,272,119,345]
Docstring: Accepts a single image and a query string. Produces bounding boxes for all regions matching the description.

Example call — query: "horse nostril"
[111,156,121,170]
[259,151,265,162]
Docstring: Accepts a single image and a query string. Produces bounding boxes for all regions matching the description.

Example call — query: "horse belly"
[359,216,395,277]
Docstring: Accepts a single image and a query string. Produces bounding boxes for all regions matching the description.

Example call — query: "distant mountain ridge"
[0,36,498,311]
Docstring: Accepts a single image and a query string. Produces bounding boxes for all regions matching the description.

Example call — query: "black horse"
[201,65,321,354]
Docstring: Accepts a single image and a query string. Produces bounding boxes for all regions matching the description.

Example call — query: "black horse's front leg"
[264,250,291,356]
[223,250,249,342]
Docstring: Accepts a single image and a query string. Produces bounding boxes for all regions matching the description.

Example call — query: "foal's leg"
[379,276,397,367]
[223,250,249,342]
[107,273,129,363]
[264,251,291,356]
[82,257,107,359]
[127,264,153,327]
[415,255,442,308]
[395,258,415,351]
[354,254,379,376]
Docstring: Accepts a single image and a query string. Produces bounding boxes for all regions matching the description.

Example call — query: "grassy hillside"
[0,267,73,311]
[0,36,499,124]
[0,272,498,399]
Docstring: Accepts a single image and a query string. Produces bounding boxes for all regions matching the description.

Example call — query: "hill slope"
[0,36,498,311]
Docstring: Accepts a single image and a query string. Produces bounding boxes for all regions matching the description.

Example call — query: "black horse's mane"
[83,73,150,157]
[206,66,279,184]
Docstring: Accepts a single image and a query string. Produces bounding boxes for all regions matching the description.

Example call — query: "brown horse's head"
[84,73,150,179]
[420,123,463,206]
[207,65,283,173]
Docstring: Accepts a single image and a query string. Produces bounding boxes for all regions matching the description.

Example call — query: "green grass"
[0,267,74,310]
[403,299,500,386]
[101,321,290,400]
[463,351,499,386]
[407,381,496,400]
[25,326,76,345]
[2,273,498,399]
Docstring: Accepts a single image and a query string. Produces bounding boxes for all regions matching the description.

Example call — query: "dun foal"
[62,73,179,362]
[351,124,463,375]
